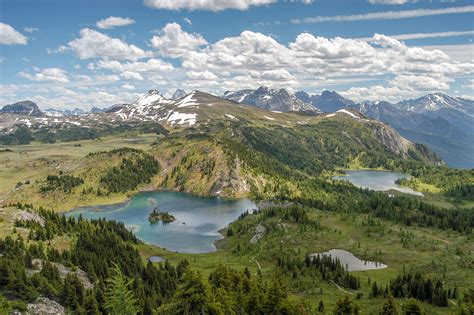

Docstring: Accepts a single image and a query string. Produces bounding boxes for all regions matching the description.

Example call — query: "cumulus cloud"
[121,71,143,80]
[150,23,207,58]
[182,30,291,71]
[174,29,473,100]
[67,28,152,61]
[0,22,28,45]
[144,0,275,11]
[19,68,70,83]
[186,70,218,80]
[96,16,135,29]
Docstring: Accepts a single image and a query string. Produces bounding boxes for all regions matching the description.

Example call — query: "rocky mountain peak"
[171,89,187,100]
[0,100,43,117]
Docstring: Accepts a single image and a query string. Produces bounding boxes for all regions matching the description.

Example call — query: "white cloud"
[121,71,143,80]
[340,75,451,102]
[23,27,39,33]
[391,74,451,91]
[358,30,474,42]
[422,44,474,63]
[186,70,218,80]
[144,0,275,11]
[368,0,412,4]
[19,68,69,83]
[96,58,174,74]
[183,30,291,71]
[67,28,152,61]
[292,5,474,24]
[96,16,135,29]
[122,84,136,90]
[184,17,192,25]
[150,23,207,58]
[0,22,28,45]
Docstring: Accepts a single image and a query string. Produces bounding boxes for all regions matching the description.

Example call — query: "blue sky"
[0,0,473,109]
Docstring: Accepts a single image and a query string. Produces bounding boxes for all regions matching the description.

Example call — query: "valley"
[0,88,473,314]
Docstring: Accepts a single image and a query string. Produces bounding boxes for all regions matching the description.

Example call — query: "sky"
[0,0,473,110]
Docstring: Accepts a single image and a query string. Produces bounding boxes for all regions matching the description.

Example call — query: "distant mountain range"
[1,87,473,168]
[223,86,317,112]
[224,87,474,168]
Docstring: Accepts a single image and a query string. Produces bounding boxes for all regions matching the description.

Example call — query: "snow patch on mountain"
[176,91,199,108]
[167,112,197,125]
[336,109,359,119]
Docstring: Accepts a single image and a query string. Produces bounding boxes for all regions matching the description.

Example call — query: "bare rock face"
[210,157,250,197]
[27,297,65,315]
[17,210,45,227]
[250,224,266,244]
[371,122,411,157]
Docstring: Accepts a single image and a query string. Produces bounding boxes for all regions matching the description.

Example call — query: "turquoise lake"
[68,191,256,253]
[333,170,423,196]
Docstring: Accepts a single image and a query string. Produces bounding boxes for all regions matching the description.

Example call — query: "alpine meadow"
[0,0,473,314]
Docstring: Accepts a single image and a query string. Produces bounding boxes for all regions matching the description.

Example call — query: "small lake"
[311,249,387,272]
[333,170,423,196]
[68,191,256,253]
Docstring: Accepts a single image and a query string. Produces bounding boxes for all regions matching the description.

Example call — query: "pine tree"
[318,300,325,313]
[379,294,398,315]
[334,296,360,315]
[402,299,424,315]
[104,264,140,315]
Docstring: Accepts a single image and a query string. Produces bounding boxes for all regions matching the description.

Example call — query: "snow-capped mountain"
[0,101,43,117]
[223,86,318,112]
[114,90,198,125]
[396,93,474,137]
[397,92,474,114]
[171,89,187,100]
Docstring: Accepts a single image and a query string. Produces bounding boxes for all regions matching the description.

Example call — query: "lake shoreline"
[67,191,256,254]
[333,170,424,196]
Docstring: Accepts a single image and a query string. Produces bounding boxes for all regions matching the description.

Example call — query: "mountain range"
[224,87,474,168]
[1,87,472,168]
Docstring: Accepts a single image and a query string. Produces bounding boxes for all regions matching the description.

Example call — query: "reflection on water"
[149,256,165,263]
[310,249,387,271]
[333,170,423,196]
[68,191,256,253]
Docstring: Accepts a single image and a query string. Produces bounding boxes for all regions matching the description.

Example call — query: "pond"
[68,191,256,253]
[310,249,387,272]
[333,170,423,196]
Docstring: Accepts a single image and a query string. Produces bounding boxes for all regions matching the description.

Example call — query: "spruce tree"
[104,264,140,315]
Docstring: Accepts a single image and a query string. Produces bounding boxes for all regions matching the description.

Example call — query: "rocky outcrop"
[17,210,45,227]
[370,122,411,157]
[250,224,266,244]
[30,259,93,289]
[27,297,65,315]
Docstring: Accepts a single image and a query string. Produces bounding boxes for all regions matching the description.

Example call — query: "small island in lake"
[148,209,175,224]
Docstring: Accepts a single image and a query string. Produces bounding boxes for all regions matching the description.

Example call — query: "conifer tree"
[104,264,140,315]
